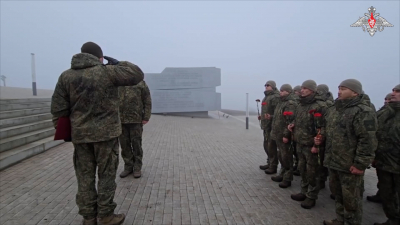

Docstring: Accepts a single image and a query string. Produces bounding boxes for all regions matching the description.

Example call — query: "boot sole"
[120,173,133,178]
[291,196,306,201]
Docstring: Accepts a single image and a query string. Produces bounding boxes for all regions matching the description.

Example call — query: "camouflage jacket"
[375,102,400,174]
[119,80,152,124]
[292,93,327,146]
[51,53,144,144]
[318,90,334,107]
[323,96,377,172]
[260,90,280,131]
[270,93,298,141]
[360,94,376,113]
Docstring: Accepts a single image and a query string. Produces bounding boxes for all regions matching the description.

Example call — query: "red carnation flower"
[309,109,316,114]
[283,111,293,116]
[262,102,267,105]
[314,113,322,117]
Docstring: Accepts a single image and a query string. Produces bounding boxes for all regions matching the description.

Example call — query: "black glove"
[104,56,119,65]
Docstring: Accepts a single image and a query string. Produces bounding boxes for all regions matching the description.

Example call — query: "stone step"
[0,120,53,139]
[0,107,50,120]
[0,137,64,171]
[0,127,55,153]
[0,113,52,129]
[0,102,51,112]
[0,98,51,104]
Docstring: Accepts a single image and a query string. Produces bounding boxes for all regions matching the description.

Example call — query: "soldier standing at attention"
[316,84,334,190]
[259,80,280,173]
[373,85,400,225]
[288,80,327,209]
[269,84,297,188]
[367,92,392,203]
[321,79,377,225]
[51,42,144,225]
[118,81,152,179]
[292,85,301,176]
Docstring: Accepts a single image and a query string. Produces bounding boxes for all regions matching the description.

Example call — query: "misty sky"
[1,1,399,111]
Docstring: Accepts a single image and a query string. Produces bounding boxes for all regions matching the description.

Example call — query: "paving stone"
[0,113,387,224]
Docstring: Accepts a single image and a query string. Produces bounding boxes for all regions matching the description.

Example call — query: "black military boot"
[291,193,306,201]
[323,219,344,225]
[271,175,283,182]
[82,217,97,225]
[259,165,269,170]
[119,170,133,178]
[98,214,125,225]
[265,167,277,174]
[293,170,301,176]
[374,219,400,225]
[279,181,291,188]
[301,198,316,209]
[367,194,382,203]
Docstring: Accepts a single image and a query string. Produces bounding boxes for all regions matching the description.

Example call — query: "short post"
[246,93,249,129]
[31,53,37,96]
[0,75,6,87]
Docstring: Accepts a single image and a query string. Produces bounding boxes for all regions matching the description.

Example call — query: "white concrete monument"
[145,67,221,117]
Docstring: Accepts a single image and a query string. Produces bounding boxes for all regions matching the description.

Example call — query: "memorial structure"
[145,67,221,117]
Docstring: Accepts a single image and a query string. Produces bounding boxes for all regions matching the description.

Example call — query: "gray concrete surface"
[0,111,385,225]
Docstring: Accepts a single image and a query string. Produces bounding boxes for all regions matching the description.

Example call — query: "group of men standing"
[51,42,152,225]
[258,79,400,225]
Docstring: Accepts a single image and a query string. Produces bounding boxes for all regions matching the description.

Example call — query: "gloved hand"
[104,56,119,65]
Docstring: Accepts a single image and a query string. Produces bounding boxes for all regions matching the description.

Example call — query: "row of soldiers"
[257,79,399,225]
[51,42,151,225]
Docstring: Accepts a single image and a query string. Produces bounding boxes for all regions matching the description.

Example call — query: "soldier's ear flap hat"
[317,84,329,93]
[265,80,277,89]
[393,84,400,91]
[339,79,362,94]
[293,85,301,92]
[280,84,292,92]
[81,42,103,59]
[301,80,317,92]
[385,93,392,100]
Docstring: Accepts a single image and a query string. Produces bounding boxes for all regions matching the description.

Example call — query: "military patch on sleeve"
[363,120,376,131]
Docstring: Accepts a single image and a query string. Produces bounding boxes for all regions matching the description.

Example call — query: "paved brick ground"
[0,112,386,225]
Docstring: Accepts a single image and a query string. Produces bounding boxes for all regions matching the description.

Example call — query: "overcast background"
[1,1,399,111]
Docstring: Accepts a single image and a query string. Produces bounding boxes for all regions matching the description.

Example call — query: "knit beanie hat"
[301,80,317,92]
[280,84,292,92]
[81,42,103,59]
[293,85,301,92]
[339,79,362,94]
[385,93,392,100]
[265,80,277,89]
[393,84,400,91]
[317,84,329,94]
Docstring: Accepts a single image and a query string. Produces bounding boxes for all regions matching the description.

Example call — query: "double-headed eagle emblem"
[351,6,393,37]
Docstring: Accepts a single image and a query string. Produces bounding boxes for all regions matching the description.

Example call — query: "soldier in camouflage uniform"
[261,81,281,174]
[292,85,301,176]
[51,42,144,225]
[316,84,334,190]
[270,84,297,188]
[289,80,327,209]
[321,79,377,225]
[118,81,152,179]
[367,93,392,204]
[259,81,280,173]
[373,85,400,225]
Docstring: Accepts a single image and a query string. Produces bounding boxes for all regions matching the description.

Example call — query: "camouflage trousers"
[297,144,320,200]
[266,133,279,169]
[376,169,400,220]
[73,138,119,219]
[276,139,293,181]
[119,123,143,172]
[319,146,329,182]
[329,168,363,225]
[292,141,299,168]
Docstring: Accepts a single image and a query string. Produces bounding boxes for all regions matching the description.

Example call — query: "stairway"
[0,98,64,170]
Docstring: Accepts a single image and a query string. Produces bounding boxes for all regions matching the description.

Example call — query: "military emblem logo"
[351,6,393,37]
